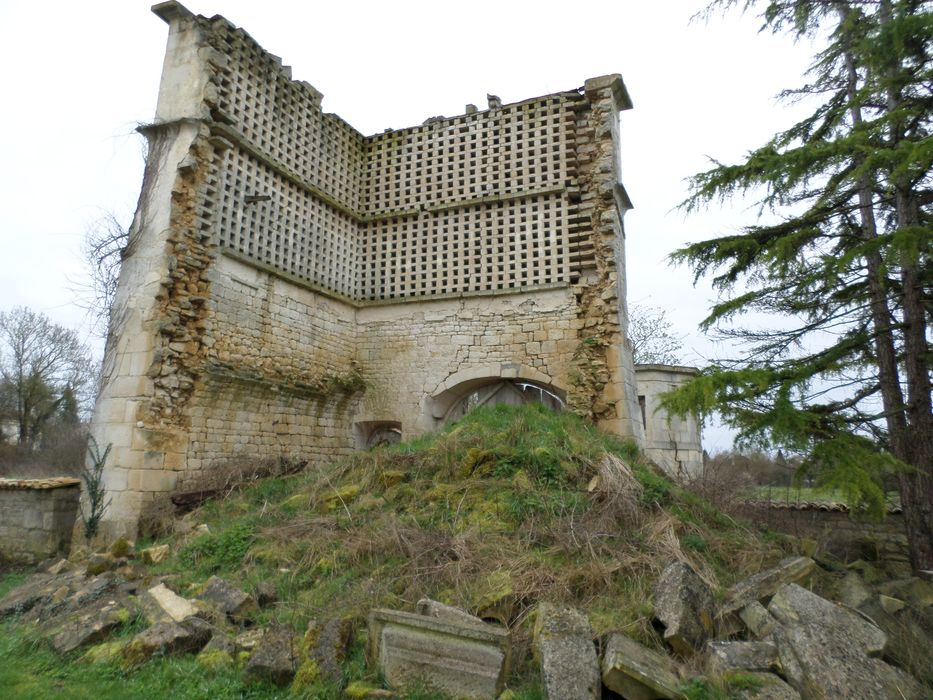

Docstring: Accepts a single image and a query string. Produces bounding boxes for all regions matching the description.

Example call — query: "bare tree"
[628,304,684,365]
[78,213,129,338]
[0,307,94,447]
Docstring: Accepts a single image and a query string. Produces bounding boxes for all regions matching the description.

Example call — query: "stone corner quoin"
[87,0,702,539]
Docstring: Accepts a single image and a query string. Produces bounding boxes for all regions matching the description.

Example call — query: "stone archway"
[444,380,564,422]
[427,363,566,425]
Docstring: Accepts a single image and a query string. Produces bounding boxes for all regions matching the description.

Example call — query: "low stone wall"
[737,502,909,569]
[0,478,81,565]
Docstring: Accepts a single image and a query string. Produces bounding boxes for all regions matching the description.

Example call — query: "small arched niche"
[354,420,402,449]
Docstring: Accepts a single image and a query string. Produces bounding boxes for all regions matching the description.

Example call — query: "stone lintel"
[584,74,633,111]
[151,1,193,24]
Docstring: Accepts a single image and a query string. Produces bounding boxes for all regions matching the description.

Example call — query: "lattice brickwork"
[210,23,365,207]
[204,18,580,302]
[216,148,360,298]
[361,195,568,300]
[363,97,565,213]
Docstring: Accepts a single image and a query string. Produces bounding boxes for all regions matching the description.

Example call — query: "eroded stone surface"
[369,607,509,699]
[705,640,778,675]
[140,582,200,623]
[722,557,816,617]
[768,583,886,657]
[652,561,714,655]
[197,575,257,621]
[533,603,600,700]
[123,618,212,665]
[772,620,925,699]
[601,632,684,700]
[49,594,135,654]
[244,625,297,686]
[302,618,353,684]
[140,544,170,565]
[738,601,775,638]
[733,672,800,700]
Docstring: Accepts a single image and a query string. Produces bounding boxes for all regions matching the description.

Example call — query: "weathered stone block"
[140,582,200,624]
[705,640,778,675]
[532,603,600,700]
[652,561,714,655]
[197,575,257,621]
[768,583,886,657]
[601,633,684,700]
[244,625,297,686]
[368,608,510,699]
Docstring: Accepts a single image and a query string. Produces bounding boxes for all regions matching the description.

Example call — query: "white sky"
[0,0,817,450]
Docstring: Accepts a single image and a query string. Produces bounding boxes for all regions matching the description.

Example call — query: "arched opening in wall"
[444,380,565,423]
[354,421,402,449]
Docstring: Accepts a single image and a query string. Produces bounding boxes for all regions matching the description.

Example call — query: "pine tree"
[664,1,932,570]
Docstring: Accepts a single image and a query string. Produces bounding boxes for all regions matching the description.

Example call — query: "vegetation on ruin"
[664,0,933,571]
[1,404,794,698]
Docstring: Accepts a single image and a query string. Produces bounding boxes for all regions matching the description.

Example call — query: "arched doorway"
[444,380,565,423]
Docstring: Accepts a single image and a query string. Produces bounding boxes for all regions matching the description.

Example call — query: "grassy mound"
[1,404,794,698]
[163,405,786,646]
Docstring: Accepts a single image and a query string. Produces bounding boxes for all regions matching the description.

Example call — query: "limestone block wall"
[0,479,81,564]
[634,365,703,478]
[180,253,362,491]
[356,288,581,435]
[88,1,689,539]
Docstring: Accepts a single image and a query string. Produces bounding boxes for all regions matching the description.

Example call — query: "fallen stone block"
[49,594,135,654]
[738,601,775,638]
[140,544,170,565]
[0,573,55,618]
[236,628,266,651]
[85,552,119,576]
[768,583,886,657]
[705,640,778,676]
[731,672,799,699]
[652,561,714,655]
[368,607,510,699]
[140,582,201,624]
[301,617,353,684]
[721,557,815,618]
[122,617,212,665]
[254,580,278,608]
[857,595,933,686]
[46,558,72,576]
[533,603,600,699]
[601,632,685,700]
[244,624,297,686]
[772,620,925,699]
[197,575,257,622]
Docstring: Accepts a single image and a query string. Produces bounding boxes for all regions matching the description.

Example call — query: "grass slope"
[1,404,791,698]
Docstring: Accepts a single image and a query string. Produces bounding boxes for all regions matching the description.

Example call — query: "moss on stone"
[196,648,234,670]
[290,658,321,692]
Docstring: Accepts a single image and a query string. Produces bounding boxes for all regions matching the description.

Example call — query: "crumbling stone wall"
[0,479,81,564]
[89,1,692,540]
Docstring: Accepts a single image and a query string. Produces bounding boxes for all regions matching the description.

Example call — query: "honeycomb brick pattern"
[207,20,581,302]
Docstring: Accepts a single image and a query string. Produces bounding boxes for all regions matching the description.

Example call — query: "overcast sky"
[0,0,817,450]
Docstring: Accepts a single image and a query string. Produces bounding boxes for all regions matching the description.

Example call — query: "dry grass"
[156,403,790,658]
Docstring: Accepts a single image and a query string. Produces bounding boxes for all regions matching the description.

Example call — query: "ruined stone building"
[89,1,701,539]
